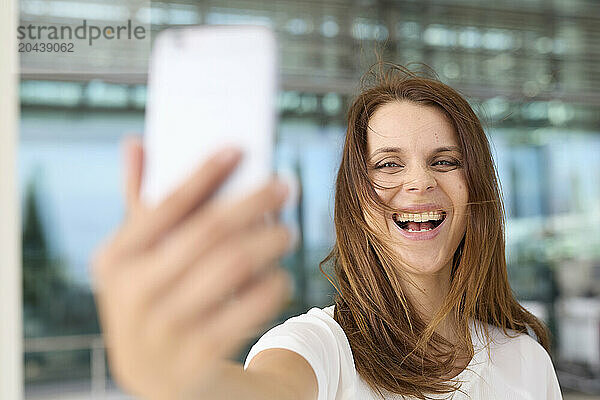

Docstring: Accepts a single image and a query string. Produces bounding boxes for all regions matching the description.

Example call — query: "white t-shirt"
[243,305,563,400]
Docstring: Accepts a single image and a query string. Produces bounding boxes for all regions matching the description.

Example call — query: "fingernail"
[218,147,242,164]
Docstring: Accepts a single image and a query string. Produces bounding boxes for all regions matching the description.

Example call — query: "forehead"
[367,101,459,153]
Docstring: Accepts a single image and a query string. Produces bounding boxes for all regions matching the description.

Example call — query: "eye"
[433,159,460,167]
[375,161,402,169]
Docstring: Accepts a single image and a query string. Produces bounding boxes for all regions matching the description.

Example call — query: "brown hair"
[319,63,551,399]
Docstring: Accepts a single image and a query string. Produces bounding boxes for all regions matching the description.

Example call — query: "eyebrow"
[369,146,462,159]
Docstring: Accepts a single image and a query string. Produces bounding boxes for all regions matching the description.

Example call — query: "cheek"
[458,185,468,205]
[455,186,469,229]
[448,179,469,222]
[455,174,468,202]
[374,187,390,201]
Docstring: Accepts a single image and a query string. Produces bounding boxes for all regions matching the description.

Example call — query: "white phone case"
[142,26,278,205]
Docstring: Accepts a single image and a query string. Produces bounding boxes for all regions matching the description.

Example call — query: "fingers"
[114,146,243,258]
[122,136,144,216]
[145,178,289,292]
[146,222,292,328]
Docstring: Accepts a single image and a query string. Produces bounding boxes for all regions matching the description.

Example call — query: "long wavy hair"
[319,64,551,399]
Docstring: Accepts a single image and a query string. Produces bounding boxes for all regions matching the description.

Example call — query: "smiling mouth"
[392,211,447,232]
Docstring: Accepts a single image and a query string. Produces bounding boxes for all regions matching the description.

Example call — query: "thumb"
[121,135,144,216]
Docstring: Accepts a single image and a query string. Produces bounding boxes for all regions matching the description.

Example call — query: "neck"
[399,263,472,377]
[400,261,458,342]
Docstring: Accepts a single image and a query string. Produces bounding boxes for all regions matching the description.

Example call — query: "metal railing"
[24,334,113,399]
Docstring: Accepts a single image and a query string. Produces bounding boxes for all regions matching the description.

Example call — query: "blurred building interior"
[18,0,600,398]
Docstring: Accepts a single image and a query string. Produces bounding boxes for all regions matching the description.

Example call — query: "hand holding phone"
[92,139,294,400]
[91,27,297,399]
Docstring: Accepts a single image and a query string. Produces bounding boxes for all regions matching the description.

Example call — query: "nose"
[403,166,437,193]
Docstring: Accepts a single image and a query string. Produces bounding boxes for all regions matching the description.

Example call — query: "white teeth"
[407,227,433,232]
[394,211,444,223]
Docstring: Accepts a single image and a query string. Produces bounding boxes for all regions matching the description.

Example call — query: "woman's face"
[366,101,468,276]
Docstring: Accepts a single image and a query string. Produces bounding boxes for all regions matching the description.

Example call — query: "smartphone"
[142,26,278,205]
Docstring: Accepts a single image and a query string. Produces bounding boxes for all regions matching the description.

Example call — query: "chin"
[391,249,447,275]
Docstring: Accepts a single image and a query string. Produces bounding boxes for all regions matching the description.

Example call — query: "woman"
[92,65,562,399]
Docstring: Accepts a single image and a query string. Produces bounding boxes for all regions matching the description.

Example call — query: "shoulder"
[243,305,357,399]
[244,305,348,362]
[245,305,344,353]
[482,323,552,365]
[476,322,562,399]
